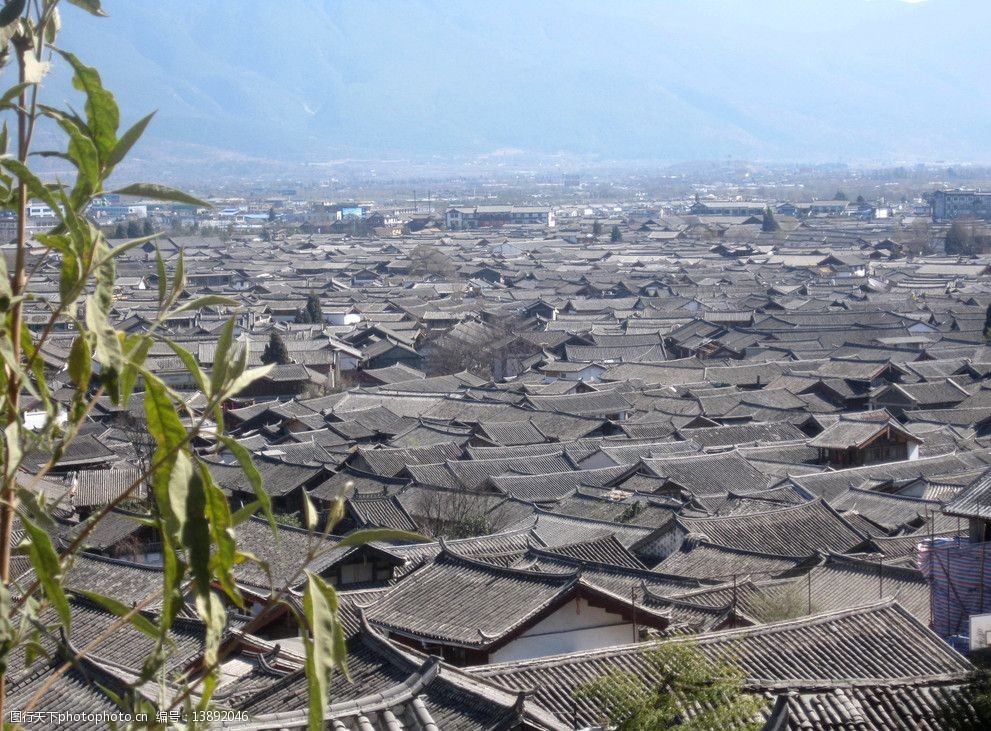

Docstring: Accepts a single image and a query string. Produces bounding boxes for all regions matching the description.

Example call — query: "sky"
[37,0,991,170]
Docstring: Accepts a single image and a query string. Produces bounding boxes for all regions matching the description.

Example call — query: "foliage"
[611,224,622,243]
[573,643,764,730]
[408,486,514,539]
[409,242,455,278]
[761,206,780,232]
[745,581,816,623]
[295,292,323,324]
[617,501,644,524]
[273,511,302,528]
[423,313,524,379]
[592,219,603,236]
[945,220,990,256]
[0,3,422,727]
[261,329,291,365]
[935,665,991,730]
[446,513,491,539]
[984,302,991,343]
[834,190,848,200]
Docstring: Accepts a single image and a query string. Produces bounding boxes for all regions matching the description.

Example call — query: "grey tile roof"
[943,466,991,519]
[664,499,869,557]
[472,601,971,728]
[364,550,584,649]
[653,540,810,580]
[641,451,772,494]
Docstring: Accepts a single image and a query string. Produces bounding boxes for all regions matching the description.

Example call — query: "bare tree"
[423,313,529,379]
[406,486,515,539]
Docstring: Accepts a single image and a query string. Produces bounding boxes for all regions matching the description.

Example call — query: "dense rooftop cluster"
[9,206,991,729]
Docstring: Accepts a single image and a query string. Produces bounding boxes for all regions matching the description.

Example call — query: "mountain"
[46,0,991,171]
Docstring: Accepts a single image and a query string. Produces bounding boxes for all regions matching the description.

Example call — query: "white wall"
[489,598,636,663]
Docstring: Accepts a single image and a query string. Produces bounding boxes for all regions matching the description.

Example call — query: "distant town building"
[807,200,850,216]
[446,206,555,230]
[932,189,991,221]
[689,199,767,217]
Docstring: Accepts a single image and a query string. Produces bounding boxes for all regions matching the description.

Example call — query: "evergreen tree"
[142,217,154,236]
[762,206,781,232]
[268,206,277,222]
[114,222,127,239]
[856,194,866,205]
[126,219,142,238]
[261,330,291,365]
[985,302,991,343]
[945,220,973,255]
[304,293,323,324]
[592,220,603,236]
[610,225,622,243]
[834,190,848,201]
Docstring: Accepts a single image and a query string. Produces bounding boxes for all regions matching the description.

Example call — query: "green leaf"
[155,248,166,310]
[14,486,55,531]
[0,240,10,309]
[113,183,210,208]
[198,461,241,606]
[0,334,25,403]
[67,127,101,197]
[224,364,273,401]
[41,106,100,200]
[302,571,348,731]
[164,339,207,394]
[170,295,237,317]
[144,377,192,535]
[231,500,260,526]
[2,421,21,482]
[335,528,428,547]
[168,249,186,308]
[105,111,154,170]
[0,81,31,108]
[209,318,235,398]
[119,333,152,403]
[67,334,91,390]
[59,249,82,305]
[65,0,106,16]
[194,589,226,709]
[73,590,158,639]
[84,237,123,401]
[183,462,210,587]
[157,530,185,630]
[35,232,72,256]
[1,158,63,215]
[99,230,162,262]
[0,0,25,28]
[56,50,119,164]
[44,6,60,45]
[218,434,275,534]
[20,513,71,630]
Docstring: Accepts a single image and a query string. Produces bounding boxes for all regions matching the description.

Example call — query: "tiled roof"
[663,499,869,557]
[472,601,972,728]
[654,540,810,580]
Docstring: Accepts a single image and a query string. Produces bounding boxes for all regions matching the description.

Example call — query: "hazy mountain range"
[44,0,991,173]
